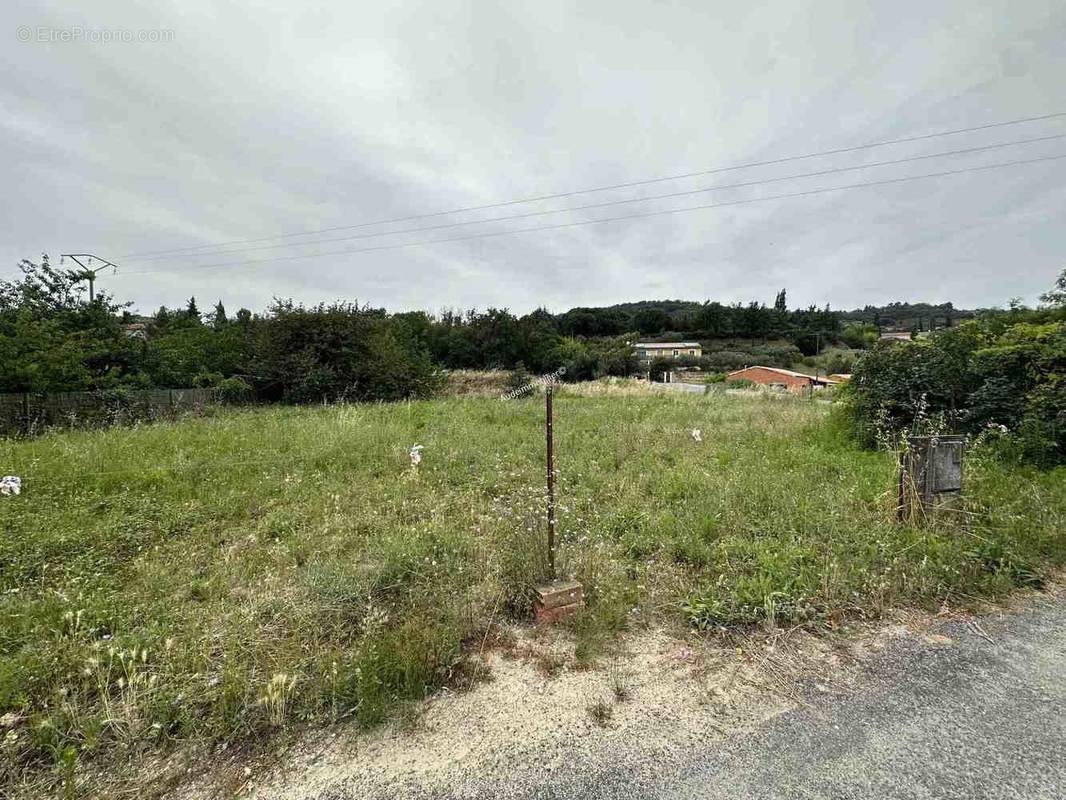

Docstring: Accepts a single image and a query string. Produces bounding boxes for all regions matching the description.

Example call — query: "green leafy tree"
[1040,268,1066,308]
[633,307,670,335]
[696,301,729,337]
[550,338,598,381]
[0,256,139,392]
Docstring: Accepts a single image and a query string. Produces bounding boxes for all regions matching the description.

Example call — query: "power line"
[119,152,1066,277]
[120,111,1066,259]
[124,132,1066,262]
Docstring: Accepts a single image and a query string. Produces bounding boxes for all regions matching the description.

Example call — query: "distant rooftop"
[729,366,839,383]
[633,342,701,348]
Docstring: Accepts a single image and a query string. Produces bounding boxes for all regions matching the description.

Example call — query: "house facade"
[633,342,702,361]
[727,366,838,391]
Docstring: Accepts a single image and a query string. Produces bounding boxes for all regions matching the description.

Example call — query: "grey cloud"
[2,0,1064,315]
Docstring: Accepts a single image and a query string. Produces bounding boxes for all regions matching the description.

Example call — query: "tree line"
[0,257,853,400]
[556,289,844,353]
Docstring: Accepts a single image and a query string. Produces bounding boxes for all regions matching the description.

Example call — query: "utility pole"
[60,253,119,302]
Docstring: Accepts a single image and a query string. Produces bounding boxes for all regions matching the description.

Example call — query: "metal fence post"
[896,447,908,523]
[546,384,556,580]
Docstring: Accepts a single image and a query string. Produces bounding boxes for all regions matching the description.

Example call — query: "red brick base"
[533,580,584,624]
[534,600,585,623]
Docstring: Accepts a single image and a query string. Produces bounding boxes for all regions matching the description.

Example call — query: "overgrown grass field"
[2,384,1064,794]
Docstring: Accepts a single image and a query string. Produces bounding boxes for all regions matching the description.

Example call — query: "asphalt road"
[316,591,1066,800]
[672,592,1066,800]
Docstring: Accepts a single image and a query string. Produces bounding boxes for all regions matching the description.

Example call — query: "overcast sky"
[3,0,1064,316]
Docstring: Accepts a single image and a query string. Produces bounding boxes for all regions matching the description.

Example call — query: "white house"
[633,342,702,361]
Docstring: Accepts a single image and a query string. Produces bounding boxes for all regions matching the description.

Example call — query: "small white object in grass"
[0,476,20,496]
[409,444,424,468]
[691,429,702,442]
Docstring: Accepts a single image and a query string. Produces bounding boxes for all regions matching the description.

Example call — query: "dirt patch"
[164,626,784,798]
[169,618,902,799]
[166,586,1062,799]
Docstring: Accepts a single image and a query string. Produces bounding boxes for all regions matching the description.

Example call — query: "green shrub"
[216,376,253,404]
[506,362,533,396]
[844,315,1066,465]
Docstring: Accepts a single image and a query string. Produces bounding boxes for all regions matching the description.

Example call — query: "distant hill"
[556,300,700,337]
[590,299,702,315]
[839,302,985,332]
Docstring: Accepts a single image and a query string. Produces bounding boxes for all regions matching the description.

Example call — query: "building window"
[672,349,678,356]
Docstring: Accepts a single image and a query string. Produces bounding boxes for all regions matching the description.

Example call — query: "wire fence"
[0,388,220,437]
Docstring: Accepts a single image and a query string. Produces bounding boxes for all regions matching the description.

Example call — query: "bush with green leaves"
[250,301,443,403]
[506,362,533,396]
[842,307,1066,465]
[215,377,253,404]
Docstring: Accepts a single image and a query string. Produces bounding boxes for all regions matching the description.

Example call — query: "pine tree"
[211,301,228,329]
[773,288,787,313]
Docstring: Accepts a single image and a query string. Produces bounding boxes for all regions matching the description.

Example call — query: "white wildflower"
[0,476,21,497]
[691,429,702,442]
[409,444,424,468]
